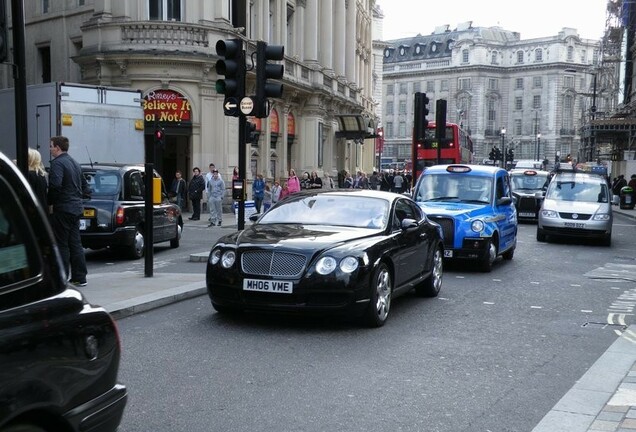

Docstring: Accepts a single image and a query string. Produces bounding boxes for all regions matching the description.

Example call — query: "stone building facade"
[0,0,380,191]
[381,24,604,166]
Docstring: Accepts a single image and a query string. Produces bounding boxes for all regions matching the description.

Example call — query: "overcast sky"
[379,0,610,41]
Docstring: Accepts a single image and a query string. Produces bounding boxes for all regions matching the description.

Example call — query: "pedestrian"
[205,163,217,187]
[392,171,404,193]
[263,183,273,212]
[324,174,335,189]
[379,172,391,191]
[188,167,205,220]
[279,181,291,200]
[310,171,323,189]
[271,180,282,205]
[231,166,239,214]
[206,168,225,227]
[612,174,627,202]
[343,171,354,188]
[252,173,265,213]
[27,147,48,209]
[48,136,90,287]
[356,172,369,189]
[369,171,379,190]
[628,174,636,201]
[287,169,301,193]
[170,170,187,209]
[300,171,311,190]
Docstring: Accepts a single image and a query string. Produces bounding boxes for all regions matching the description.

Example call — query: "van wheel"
[536,228,547,242]
[128,228,145,259]
[602,233,612,247]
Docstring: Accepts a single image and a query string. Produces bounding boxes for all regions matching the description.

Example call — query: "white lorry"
[0,82,145,166]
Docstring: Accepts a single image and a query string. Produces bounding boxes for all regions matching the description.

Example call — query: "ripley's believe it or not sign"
[143,89,191,123]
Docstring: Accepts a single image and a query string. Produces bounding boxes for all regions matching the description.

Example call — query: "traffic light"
[507,148,514,161]
[254,41,284,118]
[154,127,165,146]
[435,99,447,145]
[245,120,258,144]
[215,39,245,115]
[413,92,429,143]
[495,147,503,161]
[0,0,7,63]
[489,147,496,161]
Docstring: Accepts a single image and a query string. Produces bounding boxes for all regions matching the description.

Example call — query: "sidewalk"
[79,206,636,431]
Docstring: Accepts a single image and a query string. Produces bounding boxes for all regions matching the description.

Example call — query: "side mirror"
[401,218,418,230]
[497,196,512,206]
[248,213,260,222]
[534,191,545,199]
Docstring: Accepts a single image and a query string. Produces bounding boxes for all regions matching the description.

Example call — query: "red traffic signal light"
[154,127,165,145]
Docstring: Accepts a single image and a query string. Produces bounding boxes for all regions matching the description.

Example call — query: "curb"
[190,252,210,262]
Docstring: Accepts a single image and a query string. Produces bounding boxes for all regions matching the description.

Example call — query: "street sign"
[240,97,254,116]
[223,97,238,117]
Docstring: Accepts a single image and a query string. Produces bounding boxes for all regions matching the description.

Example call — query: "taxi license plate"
[83,209,95,217]
[564,222,585,228]
[243,279,293,294]
[79,219,88,230]
[443,250,453,258]
[519,212,535,217]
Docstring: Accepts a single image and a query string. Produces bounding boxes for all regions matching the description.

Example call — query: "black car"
[0,152,127,431]
[510,168,550,222]
[206,189,444,327]
[80,163,183,259]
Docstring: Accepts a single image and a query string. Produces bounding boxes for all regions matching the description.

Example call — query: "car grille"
[558,212,592,220]
[429,216,454,248]
[241,251,307,277]
[518,196,538,212]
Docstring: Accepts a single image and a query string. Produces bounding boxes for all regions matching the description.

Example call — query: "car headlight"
[471,220,485,233]
[210,249,221,265]
[339,256,359,273]
[541,209,558,218]
[316,257,338,275]
[221,250,236,268]
[593,213,611,221]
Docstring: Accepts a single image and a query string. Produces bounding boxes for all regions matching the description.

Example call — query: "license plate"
[79,219,88,230]
[564,222,585,228]
[443,250,453,258]
[243,279,293,294]
[519,212,535,217]
[83,209,95,217]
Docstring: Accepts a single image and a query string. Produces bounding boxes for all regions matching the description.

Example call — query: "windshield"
[259,194,390,229]
[84,171,121,197]
[414,174,493,204]
[511,173,549,192]
[546,177,609,203]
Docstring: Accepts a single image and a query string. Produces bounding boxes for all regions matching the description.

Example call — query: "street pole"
[590,73,597,162]
[501,128,506,169]
[536,133,541,161]
[10,0,28,177]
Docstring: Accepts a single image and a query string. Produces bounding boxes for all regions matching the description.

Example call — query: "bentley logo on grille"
[572,213,579,219]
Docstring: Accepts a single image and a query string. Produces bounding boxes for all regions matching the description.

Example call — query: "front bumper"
[64,384,127,432]
[80,226,136,249]
[539,217,611,238]
[442,237,490,261]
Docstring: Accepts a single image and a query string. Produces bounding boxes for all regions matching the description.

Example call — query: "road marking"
[483,302,495,305]
[530,306,543,309]
[530,281,540,285]
[581,310,593,313]
[571,284,582,287]
[492,279,502,282]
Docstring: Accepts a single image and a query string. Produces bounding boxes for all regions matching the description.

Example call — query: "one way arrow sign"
[223,97,239,117]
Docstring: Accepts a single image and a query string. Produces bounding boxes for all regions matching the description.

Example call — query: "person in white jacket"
[207,169,226,227]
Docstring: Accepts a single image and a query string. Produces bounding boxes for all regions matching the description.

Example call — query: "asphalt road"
[105,214,636,432]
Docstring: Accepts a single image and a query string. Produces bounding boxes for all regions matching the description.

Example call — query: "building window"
[413,82,421,93]
[386,101,394,115]
[515,97,523,111]
[517,50,524,64]
[533,77,542,88]
[535,48,543,62]
[564,75,574,89]
[149,0,182,21]
[387,84,394,95]
[440,80,449,91]
[398,122,406,137]
[386,122,393,138]
[488,79,498,90]
[563,94,574,131]
[398,101,407,115]
[487,99,497,132]
[515,78,523,90]
[79,0,85,5]
[42,0,49,13]
[38,46,51,83]
[567,46,574,61]
[286,4,295,56]
[533,95,541,109]
[491,51,498,65]
[581,49,587,63]
[399,83,407,94]
[514,119,522,136]
[462,49,469,63]
[458,78,471,90]
[426,81,434,92]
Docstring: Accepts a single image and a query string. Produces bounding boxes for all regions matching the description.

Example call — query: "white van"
[514,160,544,170]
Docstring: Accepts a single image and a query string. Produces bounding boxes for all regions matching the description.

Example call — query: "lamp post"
[500,127,506,169]
[536,133,541,161]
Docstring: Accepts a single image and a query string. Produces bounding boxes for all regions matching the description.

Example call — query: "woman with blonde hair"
[27,147,48,208]
[287,169,301,194]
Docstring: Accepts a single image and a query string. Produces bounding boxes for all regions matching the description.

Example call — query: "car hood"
[417,202,491,219]
[542,199,609,214]
[218,224,381,251]
[513,190,543,197]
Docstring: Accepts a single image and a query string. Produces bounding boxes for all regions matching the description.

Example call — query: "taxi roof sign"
[446,165,472,173]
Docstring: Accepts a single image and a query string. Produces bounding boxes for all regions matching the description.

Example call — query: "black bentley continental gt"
[206,189,444,327]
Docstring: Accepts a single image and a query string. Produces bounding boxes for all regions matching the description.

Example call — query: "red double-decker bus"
[413,122,473,180]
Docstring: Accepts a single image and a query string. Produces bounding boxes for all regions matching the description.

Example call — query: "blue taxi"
[412,165,518,271]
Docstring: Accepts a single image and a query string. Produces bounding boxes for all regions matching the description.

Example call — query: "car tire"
[536,228,547,242]
[502,246,515,260]
[362,262,392,328]
[479,239,497,272]
[415,246,442,297]
[2,425,47,432]
[128,227,144,259]
[170,222,181,249]
[602,233,612,247]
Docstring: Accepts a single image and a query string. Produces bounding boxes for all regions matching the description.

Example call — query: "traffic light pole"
[238,114,246,231]
[10,0,28,176]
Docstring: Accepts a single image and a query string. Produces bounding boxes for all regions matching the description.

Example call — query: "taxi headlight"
[210,249,221,265]
[593,213,611,221]
[221,250,236,268]
[471,220,485,233]
[339,256,359,273]
[316,257,338,275]
[541,209,558,218]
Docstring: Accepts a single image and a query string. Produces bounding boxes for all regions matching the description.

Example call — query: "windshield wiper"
[460,199,490,204]
[425,196,460,201]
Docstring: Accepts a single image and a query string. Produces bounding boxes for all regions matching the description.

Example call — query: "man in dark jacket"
[48,135,90,287]
[188,167,205,220]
